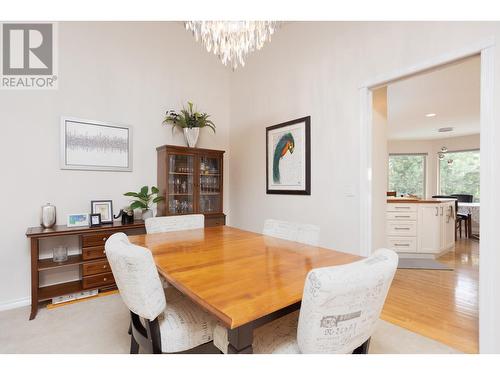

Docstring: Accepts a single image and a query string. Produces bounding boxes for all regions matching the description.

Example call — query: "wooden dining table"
[129,225,360,353]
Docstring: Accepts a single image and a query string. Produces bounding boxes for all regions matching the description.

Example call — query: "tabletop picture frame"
[91,200,113,224]
[67,213,90,228]
[90,213,102,227]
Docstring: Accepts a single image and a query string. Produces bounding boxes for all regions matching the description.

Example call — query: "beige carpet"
[0,294,460,354]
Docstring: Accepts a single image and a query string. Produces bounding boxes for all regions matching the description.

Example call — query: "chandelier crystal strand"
[185,21,280,70]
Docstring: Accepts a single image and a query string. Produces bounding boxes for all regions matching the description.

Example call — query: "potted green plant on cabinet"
[124,186,164,220]
[163,101,216,147]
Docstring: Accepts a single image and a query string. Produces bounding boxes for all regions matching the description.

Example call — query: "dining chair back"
[145,214,204,234]
[263,219,320,246]
[105,232,166,320]
[297,248,398,354]
[451,194,473,203]
[106,232,218,354]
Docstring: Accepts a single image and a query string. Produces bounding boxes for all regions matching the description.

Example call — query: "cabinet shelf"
[37,280,117,302]
[200,193,221,195]
[38,254,84,271]
[168,193,193,196]
[38,280,83,301]
[169,172,193,175]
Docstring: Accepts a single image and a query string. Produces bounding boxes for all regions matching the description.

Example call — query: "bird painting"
[273,132,295,183]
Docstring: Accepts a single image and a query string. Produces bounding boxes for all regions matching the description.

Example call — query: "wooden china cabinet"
[157,145,226,227]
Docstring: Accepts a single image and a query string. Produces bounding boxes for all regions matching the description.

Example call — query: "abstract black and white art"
[60,117,132,171]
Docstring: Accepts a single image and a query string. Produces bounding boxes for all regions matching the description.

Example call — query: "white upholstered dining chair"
[105,232,217,354]
[214,248,398,354]
[145,214,204,234]
[263,218,320,246]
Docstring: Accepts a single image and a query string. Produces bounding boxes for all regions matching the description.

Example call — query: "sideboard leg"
[29,238,39,320]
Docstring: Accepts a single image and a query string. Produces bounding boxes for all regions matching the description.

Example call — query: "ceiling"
[387,55,480,140]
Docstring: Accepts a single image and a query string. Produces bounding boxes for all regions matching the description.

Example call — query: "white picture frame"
[67,213,90,227]
[60,116,132,172]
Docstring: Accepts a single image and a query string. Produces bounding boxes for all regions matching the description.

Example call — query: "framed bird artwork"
[266,116,311,195]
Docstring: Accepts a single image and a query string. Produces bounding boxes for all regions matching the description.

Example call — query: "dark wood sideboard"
[25,221,146,320]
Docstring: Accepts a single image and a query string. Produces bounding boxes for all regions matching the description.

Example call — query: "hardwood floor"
[381,238,479,353]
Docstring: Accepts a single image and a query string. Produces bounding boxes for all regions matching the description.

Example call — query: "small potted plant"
[163,101,216,147]
[124,186,164,220]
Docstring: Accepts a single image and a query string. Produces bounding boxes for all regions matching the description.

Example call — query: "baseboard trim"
[0,296,31,312]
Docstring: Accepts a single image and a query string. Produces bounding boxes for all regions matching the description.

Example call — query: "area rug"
[0,293,460,354]
[398,258,454,271]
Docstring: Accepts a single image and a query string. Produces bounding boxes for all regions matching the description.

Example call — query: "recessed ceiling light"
[438,127,454,133]
[425,113,437,117]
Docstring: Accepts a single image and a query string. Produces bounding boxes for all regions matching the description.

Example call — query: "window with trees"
[439,149,480,202]
[388,154,426,198]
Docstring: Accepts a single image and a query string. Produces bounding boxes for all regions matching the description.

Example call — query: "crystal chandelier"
[184,21,280,69]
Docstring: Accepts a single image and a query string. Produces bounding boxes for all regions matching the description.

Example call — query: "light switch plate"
[344,184,356,197]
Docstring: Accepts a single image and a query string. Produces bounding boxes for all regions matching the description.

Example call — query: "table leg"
[227,324,253,354]
[29,238,39,320]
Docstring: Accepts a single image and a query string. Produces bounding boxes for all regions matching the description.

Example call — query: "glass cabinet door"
[199,156,222,213]
[167,154,194,214]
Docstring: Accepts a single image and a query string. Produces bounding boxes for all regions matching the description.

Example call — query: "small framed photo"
[91,200,113,224]
[90,213,102,227]
[67,213,90,227]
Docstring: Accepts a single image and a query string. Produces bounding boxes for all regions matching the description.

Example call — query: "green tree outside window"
[439,150,480,202]
[388,154,426,198]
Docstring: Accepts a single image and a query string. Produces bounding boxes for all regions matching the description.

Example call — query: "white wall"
[0,22,231,310]
[228,22,500,352]
[388,134,480,197]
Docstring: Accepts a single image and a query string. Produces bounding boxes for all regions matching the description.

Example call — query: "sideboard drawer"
[386,212,417,221]
[82,246,107,260]
[83,272,114,289]
[387,221,417,236]
[82,232,113,248]
[387,203,417,212]
[388,236,417,252]
[82,260,110,276]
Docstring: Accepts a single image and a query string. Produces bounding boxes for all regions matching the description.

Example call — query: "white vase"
[142,209,154,220]
[183,128,200,148]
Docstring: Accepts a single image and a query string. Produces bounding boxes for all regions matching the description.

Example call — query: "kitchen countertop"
[387,197,456,204]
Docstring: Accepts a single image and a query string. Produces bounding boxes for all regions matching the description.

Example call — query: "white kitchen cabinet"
[387,236,417,253]
[442,203,456,250]
[418,204,442,254]
[387,199,455,258]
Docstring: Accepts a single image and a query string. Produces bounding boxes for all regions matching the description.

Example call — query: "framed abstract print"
[60,117,132,172]
[266,116,310,195]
